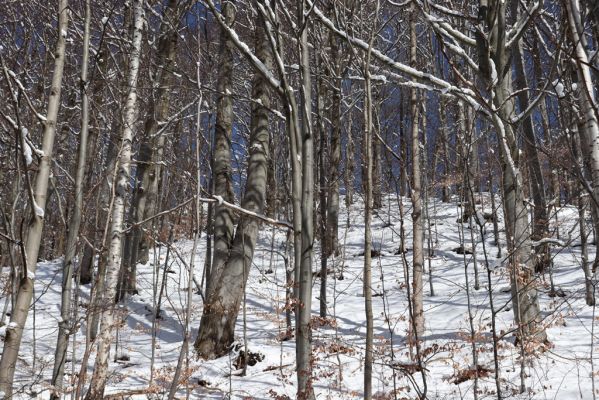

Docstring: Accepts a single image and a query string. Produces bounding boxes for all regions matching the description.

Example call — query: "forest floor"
[5,194,598,399]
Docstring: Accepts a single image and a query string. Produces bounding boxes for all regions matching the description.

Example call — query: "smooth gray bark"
[480,0,546,343]
[363,45,375,400]
[0,0,69,394]
[297,3,315,397]
[195,17,273,359]
[410,9,425,339]
[514,40,549,273]
[50,0,91,395]
[208,0,236,298]
[317,56,328,318]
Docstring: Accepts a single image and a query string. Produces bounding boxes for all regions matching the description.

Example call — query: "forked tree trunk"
[85,1,143,397]
[0,0,69,395]
[194,17,273,359]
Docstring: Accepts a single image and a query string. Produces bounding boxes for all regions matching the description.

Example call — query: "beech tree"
[2,0,599,398]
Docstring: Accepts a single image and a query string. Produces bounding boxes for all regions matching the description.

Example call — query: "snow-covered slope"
[5,195,598,399]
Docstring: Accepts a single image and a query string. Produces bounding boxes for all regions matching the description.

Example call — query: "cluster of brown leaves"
[310,316,338,329]
[450,365,493,385]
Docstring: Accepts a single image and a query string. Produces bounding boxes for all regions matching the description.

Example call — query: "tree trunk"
[372,134,383,209]
[410,10,425,339]
[194,16,272,359]
[514,40,549,273]
[439,97,451,202]
[326,28,341,258]
[207,0,236,298]
[297,3,315,397]
[119,0,179,299]
[362,47,375,400]
[317,55,328,318]
[85,1,143,397]
[0,1,69,394]
[566,0,599,273]
[51,1,90,396]
[479,0,546,344]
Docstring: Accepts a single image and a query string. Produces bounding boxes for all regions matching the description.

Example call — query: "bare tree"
[51,0,91,395]
[119,0,181,299]
[410,5,425,339]
[195,9,274,359]
[85,0,144,396]
[0,0,69,394]
[476,0,547,344]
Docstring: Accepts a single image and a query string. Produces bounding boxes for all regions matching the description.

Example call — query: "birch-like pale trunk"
[85,1,143,397]
[572,132,596,306]
[50,1,90,396]
[0,0,69,395]
[120,0,179,299]
[566,0,599,274]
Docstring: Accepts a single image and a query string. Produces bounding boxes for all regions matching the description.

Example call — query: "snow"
[5,195,599,399]
[101,16,109,25]
[20,128,32,166]
[33,200,44,218]
[553,79,565,98]
[489,58,498,85]
[370,74,388,83]
[250,142,263,152]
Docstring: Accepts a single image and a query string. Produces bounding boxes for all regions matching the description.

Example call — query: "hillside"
[5,194,597,399]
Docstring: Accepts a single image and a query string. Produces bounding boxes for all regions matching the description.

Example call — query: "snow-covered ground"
[4,195,598,399]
